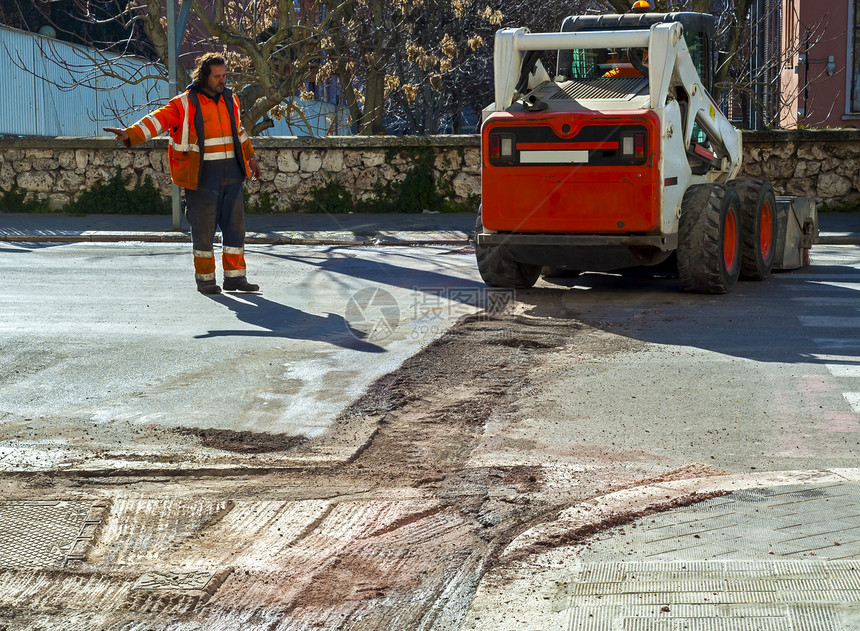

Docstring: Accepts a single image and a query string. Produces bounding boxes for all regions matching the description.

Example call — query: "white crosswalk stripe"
[813,339,860,350]
[799,316,860,328]
[826,364,860,378]
[796,248,860,417]
[845,393,860,414]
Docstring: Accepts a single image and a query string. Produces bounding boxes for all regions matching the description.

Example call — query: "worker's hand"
[103,127,129,142]
[249,157,262,181]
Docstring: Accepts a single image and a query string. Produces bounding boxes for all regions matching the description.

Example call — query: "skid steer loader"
[476,10,817,293]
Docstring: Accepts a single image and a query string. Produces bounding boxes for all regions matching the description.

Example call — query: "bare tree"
[2,0,820,134]
[360,0,599,135]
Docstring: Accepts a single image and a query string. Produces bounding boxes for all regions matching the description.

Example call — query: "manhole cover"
[132,569,230,594]
[0,500,95,568]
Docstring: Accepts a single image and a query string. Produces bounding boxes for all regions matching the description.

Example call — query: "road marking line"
[814,339,860,349]
[799,316,860,328]
[808,281,860,289]
[826,364,860,378]
[845,393,860,414]
[783,282,860,291]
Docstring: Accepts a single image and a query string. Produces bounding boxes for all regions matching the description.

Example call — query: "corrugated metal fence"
[0,26,169,137]
[0,25,348,137]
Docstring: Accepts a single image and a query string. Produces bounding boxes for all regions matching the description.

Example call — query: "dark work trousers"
[184,158,247,286]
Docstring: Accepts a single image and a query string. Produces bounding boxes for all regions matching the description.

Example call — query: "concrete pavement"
[463,470,860,630]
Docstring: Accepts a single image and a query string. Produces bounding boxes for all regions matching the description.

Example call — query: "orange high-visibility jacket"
[124,87,256,190]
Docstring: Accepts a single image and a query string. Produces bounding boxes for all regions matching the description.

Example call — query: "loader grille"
[551,77,648,101]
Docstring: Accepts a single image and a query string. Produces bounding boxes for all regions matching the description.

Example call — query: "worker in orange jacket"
[105,53,263,294]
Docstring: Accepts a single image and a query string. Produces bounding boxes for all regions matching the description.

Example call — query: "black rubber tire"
[677,183,743,294]
[475,217,541,288]
[726,177,777,281]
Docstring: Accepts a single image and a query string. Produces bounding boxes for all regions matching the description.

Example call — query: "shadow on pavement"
[262,248,490,306]
[515,258,860,366]
[0,242,68,252]
[194,293,386,353]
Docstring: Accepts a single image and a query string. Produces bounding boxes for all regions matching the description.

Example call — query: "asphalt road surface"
[0,241,485,471]
[0,238,857,630]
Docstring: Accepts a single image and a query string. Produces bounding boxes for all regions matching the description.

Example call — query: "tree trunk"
[357,0,387,135]
[360,69,386,135]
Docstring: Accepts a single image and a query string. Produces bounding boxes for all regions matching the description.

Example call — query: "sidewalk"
[0,211,856,244]
[463,469,860,630]
[0,212,476,244]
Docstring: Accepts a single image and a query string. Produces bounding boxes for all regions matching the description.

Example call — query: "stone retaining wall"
[1,130,858,211]
[742,130,860,202]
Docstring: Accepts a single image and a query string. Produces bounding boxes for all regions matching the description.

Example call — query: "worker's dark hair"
[192,53,227,88]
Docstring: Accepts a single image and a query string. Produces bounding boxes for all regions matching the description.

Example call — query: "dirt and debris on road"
[0,309,720,630]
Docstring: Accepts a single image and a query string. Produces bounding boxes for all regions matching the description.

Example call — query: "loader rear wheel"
[475,218,541,288]
[727,178,777,281]
[677,183,743,294]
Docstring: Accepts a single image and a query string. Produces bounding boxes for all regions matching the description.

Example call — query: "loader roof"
[558,12,715,38]
[556,12,715,91]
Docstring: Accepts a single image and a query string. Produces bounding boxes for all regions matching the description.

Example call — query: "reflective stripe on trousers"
[184,159,246,282]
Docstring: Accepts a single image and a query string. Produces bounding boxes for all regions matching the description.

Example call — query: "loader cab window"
[568,48,605,80]
[680,30,712,144]
[567,48,647,80]
[683,31,712,93]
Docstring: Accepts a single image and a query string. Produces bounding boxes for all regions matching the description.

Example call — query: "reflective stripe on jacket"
[124,88,255,190]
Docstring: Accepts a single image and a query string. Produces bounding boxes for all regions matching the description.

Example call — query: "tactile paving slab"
[584,482,860,561]
[0,500,93,568]
[560,483,860,630]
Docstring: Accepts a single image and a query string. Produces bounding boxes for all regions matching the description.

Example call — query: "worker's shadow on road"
[194,293,385,353]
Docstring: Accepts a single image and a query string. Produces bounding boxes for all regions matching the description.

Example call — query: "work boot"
[223,277,260,292]
[196,281,222,295]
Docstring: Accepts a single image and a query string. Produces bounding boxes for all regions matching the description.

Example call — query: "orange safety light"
[632,0,651,9]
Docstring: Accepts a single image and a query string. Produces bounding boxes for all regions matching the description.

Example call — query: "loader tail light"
[488,133,515,164]
[490,134,501,160]
[621,132,646,161]
[634,133,645,159]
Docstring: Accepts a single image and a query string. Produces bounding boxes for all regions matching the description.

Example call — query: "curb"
[815,235,860,245]
[502,467,860,561]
